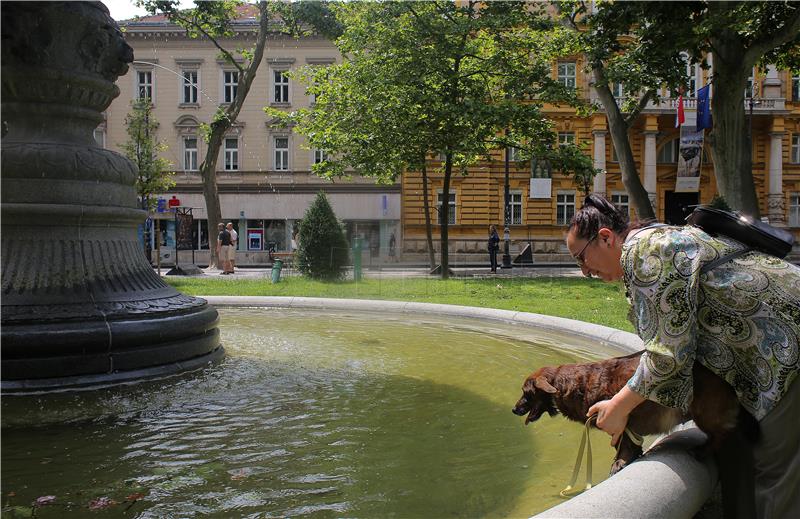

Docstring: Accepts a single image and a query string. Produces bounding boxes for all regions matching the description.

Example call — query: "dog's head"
[512,370,559,424]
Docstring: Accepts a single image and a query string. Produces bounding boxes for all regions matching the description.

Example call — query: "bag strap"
[700,247,752,274]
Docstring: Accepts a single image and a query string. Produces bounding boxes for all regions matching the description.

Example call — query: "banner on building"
[529,157,552,199]
[675,127,704,192]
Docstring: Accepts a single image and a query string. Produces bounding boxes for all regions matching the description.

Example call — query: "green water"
[1,308,622,518]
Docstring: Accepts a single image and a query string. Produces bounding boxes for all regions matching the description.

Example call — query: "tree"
[567,1,800,218]
[120,98,175,257]
[271,1,595,278]
[140,0,336,267]
[296,192,349,280]
[121,98,175,210]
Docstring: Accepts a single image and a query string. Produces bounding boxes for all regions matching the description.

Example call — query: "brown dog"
[512,350,758,474]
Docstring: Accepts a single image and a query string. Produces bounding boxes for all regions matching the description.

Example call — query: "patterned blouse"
[622,225,800,420]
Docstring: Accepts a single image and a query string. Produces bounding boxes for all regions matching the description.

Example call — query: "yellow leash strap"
[559,415,596,497]
[559,417,644,498]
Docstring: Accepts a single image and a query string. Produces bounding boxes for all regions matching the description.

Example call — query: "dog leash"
[559,417,644,498]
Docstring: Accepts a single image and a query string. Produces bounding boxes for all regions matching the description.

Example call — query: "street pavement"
[158,263,585,279]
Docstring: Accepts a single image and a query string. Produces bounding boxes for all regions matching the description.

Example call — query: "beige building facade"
[104,15,400,265]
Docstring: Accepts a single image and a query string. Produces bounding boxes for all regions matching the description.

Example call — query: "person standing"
[566,194,799,519]
[216,222,233,275]
[226,222,238,273]
[488,225,500,273]
[388,231,397,262]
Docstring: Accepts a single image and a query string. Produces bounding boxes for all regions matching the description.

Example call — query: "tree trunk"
[440,153,453,280]
[592,65,655,220]
[421,164,436,269]
[708,35,759,217]
[194,1,271,269]
[200,130,225,269]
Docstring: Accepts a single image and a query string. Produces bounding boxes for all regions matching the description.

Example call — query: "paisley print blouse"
[622,225,800,420]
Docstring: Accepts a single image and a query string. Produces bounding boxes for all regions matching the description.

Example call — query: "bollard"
[353,237,362,281]
[271,259,283,283]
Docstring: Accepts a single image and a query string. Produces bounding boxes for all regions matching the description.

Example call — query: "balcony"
[589,93,787,114]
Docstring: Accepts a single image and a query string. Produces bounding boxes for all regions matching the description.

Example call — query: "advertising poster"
[676,127,704,192]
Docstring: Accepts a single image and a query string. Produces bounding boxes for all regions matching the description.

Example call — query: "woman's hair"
[569,193,641,239]
[489,225,496,233]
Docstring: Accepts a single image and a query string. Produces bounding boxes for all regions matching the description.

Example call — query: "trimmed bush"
[297,192,350,280]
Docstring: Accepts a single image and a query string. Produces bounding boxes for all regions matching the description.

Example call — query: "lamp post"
[502,143,512,269]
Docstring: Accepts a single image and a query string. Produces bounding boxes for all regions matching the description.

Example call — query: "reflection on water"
[1,308,619,518]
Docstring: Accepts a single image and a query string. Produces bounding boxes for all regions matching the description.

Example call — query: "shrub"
[297,192,350,280]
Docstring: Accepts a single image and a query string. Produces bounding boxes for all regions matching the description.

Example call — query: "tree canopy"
[270,0,598,277]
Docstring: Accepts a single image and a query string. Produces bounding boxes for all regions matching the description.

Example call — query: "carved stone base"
[1,1,222,391]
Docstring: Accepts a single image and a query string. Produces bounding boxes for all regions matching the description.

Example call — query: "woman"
[488,225,500,273]
[566,194,799,518]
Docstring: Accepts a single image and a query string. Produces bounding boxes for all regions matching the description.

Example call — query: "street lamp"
[502,143,512,269]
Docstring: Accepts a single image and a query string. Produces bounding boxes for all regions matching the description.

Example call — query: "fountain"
[0,1,223,391]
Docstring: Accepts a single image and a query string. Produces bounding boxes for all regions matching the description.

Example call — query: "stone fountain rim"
[202,295,644,354]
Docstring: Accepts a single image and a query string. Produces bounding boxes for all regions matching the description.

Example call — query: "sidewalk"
[159,263,585,279]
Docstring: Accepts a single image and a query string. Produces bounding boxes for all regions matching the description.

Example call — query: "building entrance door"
[664,191,699,225]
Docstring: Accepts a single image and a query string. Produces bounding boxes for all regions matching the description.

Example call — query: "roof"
[120,3,261,27]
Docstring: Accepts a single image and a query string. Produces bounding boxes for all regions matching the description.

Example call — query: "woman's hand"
[588,385,646,446]
[588,399,629,446]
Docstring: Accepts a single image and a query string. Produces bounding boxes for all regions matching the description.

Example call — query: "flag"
[696,85,712,131]
[675,94,685,128]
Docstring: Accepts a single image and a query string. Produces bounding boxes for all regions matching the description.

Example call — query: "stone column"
[592,130,607,197]
[1,2,222,391]
[768,132,785,225]
[643,131,658,215]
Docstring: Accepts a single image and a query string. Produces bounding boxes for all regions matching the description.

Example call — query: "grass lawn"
[165,275,634,332]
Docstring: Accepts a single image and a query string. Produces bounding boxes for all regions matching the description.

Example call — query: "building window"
[314,149,328,164]
[93,128,105,148]
[792,135,800,164]
[610,144,618,163]
[611,192,630,216]
[508,147,522,162]
[557,62,576,88]
[558,132,575,146]
[223,70,238,104]
[681,52,697,94]
[611,82,624,98]
[510,191,523,225]
[793,74,800,102]
[184,137,198,171]
[182,70,198,104]
[274,136,289,170]
[273,69,290,103]
[556,192,575,226]
[745,68,756,98]
[437,191,456,225]
[658,139,679,163]
[192,219,210,250]
[789,193,800,227]
[224,138,238,171]
[137,70,153,100]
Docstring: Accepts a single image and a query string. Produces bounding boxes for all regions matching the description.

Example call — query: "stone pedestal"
[1,1,223,391]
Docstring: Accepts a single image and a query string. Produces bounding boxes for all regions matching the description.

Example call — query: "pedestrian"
[488,225,500,273]
[388,232,397,262]
[566,193,799,519]
[216,222,233,275]
[226,222,238,273]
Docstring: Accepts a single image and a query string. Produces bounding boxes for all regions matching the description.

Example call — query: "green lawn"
[165,275,634,332]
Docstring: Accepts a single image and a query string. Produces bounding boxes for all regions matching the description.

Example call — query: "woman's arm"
[587,386,646,446]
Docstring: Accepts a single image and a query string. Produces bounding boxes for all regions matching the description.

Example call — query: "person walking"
[488,225,500,273]
[388,232,397,262]
[226,222,238,273]
[216,222,233,275]
[566,193,799,519]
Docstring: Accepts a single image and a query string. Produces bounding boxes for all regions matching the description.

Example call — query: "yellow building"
[400,62,800,262]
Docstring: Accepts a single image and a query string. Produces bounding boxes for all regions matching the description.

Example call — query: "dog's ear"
[534,376,557,394]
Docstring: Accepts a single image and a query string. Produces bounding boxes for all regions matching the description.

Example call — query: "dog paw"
[609,459,627,475]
